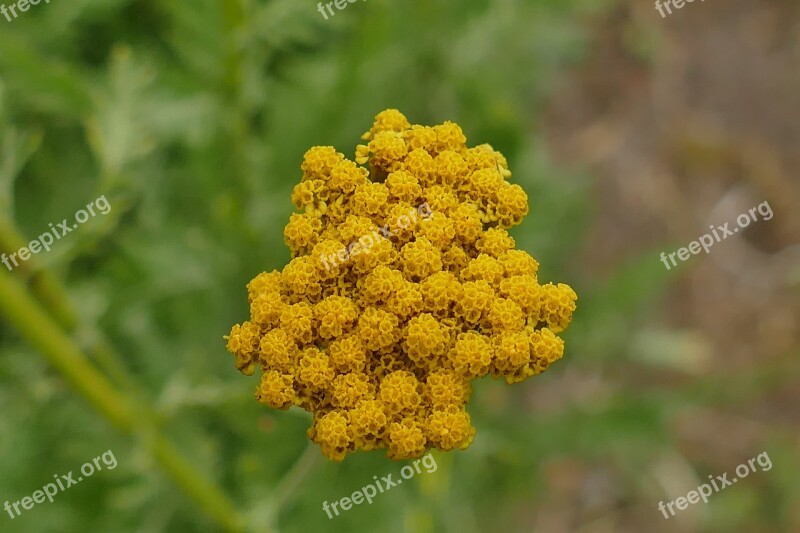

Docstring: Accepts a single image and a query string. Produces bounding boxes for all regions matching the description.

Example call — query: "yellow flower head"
[226,110,577,461]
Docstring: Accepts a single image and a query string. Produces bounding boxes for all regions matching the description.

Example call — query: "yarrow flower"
[225,109,578,461]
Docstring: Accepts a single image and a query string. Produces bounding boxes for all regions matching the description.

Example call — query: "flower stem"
[0,215,76,328]
[0,213,147,402]
[0,268,247,532]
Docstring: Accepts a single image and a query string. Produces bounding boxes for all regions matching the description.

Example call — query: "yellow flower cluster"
[226,110,577,461]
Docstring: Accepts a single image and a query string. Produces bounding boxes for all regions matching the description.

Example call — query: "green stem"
[0,214,146,401]
[246,443,319,532]
[270,443,320,514]
[0,268,247,533]
[0,215,77,328]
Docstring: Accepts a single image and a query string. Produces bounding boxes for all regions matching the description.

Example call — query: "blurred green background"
[1,0,798,532]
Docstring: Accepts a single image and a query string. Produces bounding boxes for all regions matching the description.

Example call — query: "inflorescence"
[225,109,577,461]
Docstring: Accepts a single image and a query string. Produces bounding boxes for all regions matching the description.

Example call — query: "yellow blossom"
[225,109,577,461]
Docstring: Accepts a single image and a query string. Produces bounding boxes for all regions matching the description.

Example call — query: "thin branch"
[0,268,247,533]
[271,443,321,513]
